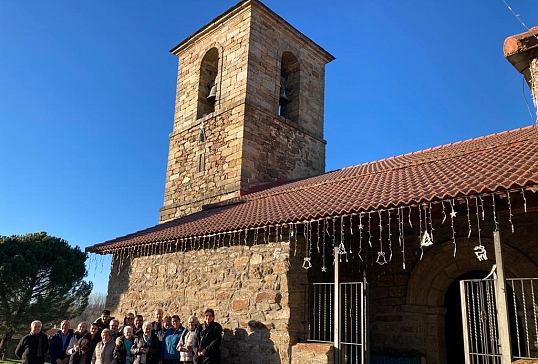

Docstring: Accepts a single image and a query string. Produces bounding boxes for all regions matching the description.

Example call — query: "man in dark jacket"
[151,309,165,343]
[15,320,50,364]
[94,310,114,332]
[196,309,222,364]
[49,320,74,364]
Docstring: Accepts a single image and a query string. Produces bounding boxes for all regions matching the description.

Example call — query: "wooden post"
[334,242,340,364]
[494,230,512,363]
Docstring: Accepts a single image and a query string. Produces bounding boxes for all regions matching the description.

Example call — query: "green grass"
[0,360,21,364]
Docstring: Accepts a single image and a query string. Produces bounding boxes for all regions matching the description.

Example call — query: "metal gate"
[461,277,538,363]
[460,278,502,363]
[310,281,368,363]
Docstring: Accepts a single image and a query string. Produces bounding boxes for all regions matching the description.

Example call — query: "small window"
[197,153,206,173]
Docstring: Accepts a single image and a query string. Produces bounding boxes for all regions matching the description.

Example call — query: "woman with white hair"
[113,326,135,364]
[92,329,114,364]
[131,322,160,364]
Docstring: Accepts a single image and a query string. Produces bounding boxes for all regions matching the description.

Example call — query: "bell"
[279,76,289,105]
[207,81,217,103]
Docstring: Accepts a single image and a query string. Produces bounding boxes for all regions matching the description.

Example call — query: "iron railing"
[506,278,538,360]
[310,282,334,342]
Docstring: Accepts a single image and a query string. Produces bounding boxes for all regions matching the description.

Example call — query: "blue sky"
[1,0,536,294]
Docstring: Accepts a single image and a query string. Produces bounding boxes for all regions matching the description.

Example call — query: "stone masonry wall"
[170,6,251,128]
[161,1,332,222]
[241,104,325,186]
[247,4,332,140]
[161,4,252,222]
[160,107,245,222]
[106,237,309,364]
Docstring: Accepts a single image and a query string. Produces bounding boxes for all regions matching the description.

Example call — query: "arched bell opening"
[279,51,300,122]
[197,47,219,119]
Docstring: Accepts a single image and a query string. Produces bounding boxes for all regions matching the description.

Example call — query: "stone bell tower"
[159,0,334,223]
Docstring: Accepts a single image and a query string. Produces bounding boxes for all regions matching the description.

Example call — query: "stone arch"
[278,51,300,122]
[197,46,221,119]
[405,237,538,364]
[407,237,538,307]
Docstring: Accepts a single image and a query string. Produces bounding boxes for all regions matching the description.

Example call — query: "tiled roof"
[87,125,538,253]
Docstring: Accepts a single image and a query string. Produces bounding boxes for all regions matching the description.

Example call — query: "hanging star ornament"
[321,266,327,272]
[450,210,457,218]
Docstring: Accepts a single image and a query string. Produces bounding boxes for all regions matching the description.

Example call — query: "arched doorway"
[444,270,526,363]
[406,238,538,364]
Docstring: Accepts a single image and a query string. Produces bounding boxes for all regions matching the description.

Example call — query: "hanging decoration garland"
[473,196,487,261]
[376,210,387,265]
[332,217,337,265]
[89,185,536,275]
[397,207,406,269]
[507,191,515,233]
[358,213,363,262]
[348,214,353,256]
[387,210,393,262]
[368,212,372,247]
[465,197,472,239]
[339,215,348,262]
[321,218,327,272]
[302,221,312,269]
[450,199,457,257]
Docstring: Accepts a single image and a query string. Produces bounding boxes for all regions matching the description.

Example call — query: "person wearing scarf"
[132,322,160,364]
[177,316,200,364]
[15,320,49,364]
[66,322,89,364]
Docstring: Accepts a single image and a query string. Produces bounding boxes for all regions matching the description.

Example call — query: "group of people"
[15,308,223,364]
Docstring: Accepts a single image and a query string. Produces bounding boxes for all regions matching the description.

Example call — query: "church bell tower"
[160,0,334,223]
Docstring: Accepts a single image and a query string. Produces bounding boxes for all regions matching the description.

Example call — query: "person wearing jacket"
[94,310,114,333]
[15,320,49,364]
[131,322,160,364]
[92,329,115,364]
[196,309,222,364]
[50,320,74,364]
[113,326,135,364]
[66,322,89,364]
[133,316,144,338]
[159,316,184,364]
[177,316,199,364]
[68,322,101,364]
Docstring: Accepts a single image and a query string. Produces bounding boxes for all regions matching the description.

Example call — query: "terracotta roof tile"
[88,125,538,253]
